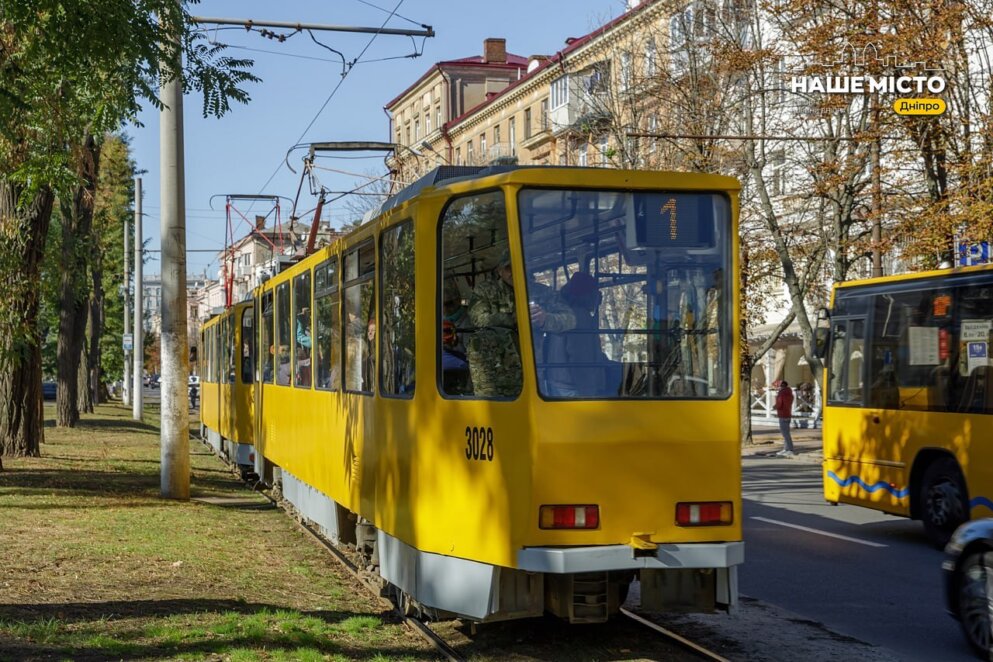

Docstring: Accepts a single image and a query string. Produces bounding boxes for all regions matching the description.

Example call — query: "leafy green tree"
[0,1,258,460]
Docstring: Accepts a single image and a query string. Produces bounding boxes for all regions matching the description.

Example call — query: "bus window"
[294,271,312,388]
[440,191,519,399]
[276,282,291,386]
[241,307,254,385]
[261,292,274,383]
[315,258,340,391]
[828,319,865,405]
[380,221,415,397]
[344,242,375,394]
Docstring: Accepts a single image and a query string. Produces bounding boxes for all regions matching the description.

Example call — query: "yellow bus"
[820,264,993,546]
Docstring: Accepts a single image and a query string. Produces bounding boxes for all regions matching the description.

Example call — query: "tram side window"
[439,190,519,399]
[315,258,341,391]
[212,326,220,384]
[276,282,291,386]
[241,307,254,385]
[294,271,312,389]
[828,319,864,405]
[380,221,415,397]
[344,242,375,394]
[261,292,274,383]
[226,315,236,384]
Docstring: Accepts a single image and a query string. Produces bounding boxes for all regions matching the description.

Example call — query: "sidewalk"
[744,421,823,462]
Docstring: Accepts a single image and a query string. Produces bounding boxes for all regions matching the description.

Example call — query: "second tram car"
[200,299,256,479]
[203,165,744,622]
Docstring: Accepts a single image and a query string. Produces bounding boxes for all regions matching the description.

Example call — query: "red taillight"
[676,501,733,527]
[539,505,600,529]
[249,453,255,462]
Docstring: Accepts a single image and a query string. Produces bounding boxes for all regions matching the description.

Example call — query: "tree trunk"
[55,134,101,427]
[77,321,93,414]
[89,251,105,407]
[0,181,55,460]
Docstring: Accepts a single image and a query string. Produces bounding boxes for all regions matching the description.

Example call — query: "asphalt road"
[741,453,973,661]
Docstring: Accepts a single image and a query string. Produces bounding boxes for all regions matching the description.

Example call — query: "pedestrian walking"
[775,380,795,457]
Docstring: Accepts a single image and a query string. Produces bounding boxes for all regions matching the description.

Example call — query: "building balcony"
[550,93,611,137]
[520,112,552,150]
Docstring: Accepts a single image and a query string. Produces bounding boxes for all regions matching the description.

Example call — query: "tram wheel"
[921,456,968,549]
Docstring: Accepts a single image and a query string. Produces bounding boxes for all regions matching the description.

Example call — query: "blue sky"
[131,0,631,278]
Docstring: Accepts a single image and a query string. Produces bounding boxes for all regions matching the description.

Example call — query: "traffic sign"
[958,240,990,266]
[123,333,133,351]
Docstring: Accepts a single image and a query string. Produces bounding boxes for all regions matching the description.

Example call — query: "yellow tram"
[203,165,744,622]
[200,299,256,479]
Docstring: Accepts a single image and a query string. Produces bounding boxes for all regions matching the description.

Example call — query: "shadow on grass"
[0,468,160,496]
[0,599,427,661]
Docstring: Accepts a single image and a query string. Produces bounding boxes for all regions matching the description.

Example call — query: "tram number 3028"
[465,426,495,462]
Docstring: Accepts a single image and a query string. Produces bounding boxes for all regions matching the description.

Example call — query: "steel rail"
[620,607,731,662]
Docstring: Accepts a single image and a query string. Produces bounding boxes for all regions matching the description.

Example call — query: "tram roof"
[369,165,740,222]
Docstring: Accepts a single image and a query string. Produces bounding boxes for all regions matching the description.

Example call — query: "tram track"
[620,607,731,662]
[223,446,727,662]
[242,471,466,662]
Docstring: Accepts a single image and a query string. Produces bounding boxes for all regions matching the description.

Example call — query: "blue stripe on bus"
[826,471,911,499]
[970,496,993,512]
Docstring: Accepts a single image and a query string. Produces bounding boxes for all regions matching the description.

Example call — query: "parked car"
[42,381,56,401]
[944,519,993,658]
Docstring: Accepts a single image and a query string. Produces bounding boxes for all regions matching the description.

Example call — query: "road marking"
[750,516,887,548]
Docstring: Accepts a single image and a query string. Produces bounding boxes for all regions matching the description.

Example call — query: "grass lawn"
[0,403,435,661]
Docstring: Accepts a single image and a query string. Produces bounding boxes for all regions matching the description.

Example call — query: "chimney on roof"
[483,38,507,64]
[255,215,265,230]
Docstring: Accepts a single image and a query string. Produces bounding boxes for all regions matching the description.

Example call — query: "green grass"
[0,403,434,661]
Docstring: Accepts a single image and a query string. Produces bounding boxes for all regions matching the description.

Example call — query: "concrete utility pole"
[160,20,190,500]
[123,209,131,407]
[133,178,144,421]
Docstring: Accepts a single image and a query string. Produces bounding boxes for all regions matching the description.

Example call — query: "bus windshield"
[517,188,732,400]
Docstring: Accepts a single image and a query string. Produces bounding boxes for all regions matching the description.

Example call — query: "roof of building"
[384,51,530,110]
[440,0,660,132]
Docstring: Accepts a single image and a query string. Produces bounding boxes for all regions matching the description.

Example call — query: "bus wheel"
[956,549,993,659]
[921,457,968,549]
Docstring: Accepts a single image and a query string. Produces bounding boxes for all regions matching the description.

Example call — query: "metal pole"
[123,206,131,407]
[159,16,190,500]
[133,178,144,420]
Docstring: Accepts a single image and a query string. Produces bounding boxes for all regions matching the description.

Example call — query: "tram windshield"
[517,188,731,400]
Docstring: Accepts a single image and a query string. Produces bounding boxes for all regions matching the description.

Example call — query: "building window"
[524,108,532,139]
[551,75,569,108]
[540,98,549,130]
[425,111,431,135]
[598,135,609,166]
[508,117,516,155]
[414,117,420,141]
[648,114,659,154]
[480,133,487,159]
[578,142,589,167]
[405,124,411,146]
[455,146,462,165]
[436,104,442,130]
[494,124,501,147]
[620,50,632,90]
[770,151,786,197]
[467,141,474,165]
[645,38,657,78]
[380,221,415,397]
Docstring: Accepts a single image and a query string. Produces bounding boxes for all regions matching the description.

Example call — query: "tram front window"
[518,188,731,400]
